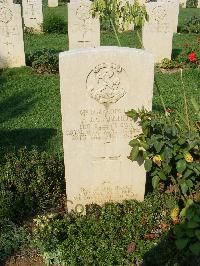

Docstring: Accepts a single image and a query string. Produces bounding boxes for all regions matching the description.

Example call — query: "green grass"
[178,7,200,32]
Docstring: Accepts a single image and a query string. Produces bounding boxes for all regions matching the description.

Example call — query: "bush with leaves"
[32,192,180,266]
[126,109,200,203]
[182,16,200,34]
[43,13,67,34]
[174,201,200,256]
[0,219,29,263]
[159,58,181,69]
[0,148,65,223]
[175,38,200,68]
[26,49,59,74]
[186,0,198,7]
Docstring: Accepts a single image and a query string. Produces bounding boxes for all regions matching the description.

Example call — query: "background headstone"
[59,46,154,212]
[22,0,43,32]
[142,2,173,63]
[68,0,100,50]
[0,1,25,68]
[158,0,179,33]
[48,0,58,7]
[179,0,186,7]
[198,0,200,7]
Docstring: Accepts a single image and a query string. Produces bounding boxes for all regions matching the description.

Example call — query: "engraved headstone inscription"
[22,0,43,32]
[59,46,154,212]
[158,0,179,33]
[68,0,100,50]
[142,2,173,63]
[0,2,25,68]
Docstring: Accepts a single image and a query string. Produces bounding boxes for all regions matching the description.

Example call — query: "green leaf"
[129,146,139,161]
[189,242,200,256]
[162,147,172,163]
[176,160,186,173]
[175,238,189,250]
[184,169,193,178]
[181,182,188,194]
[144,159,152,172]
[154,141,164,153]
[186,179,194,188]
[159,171,166,181]
[195,230,200,241]
[125,109,138,120]
[187,221,199,229]
[139,141,149,150]
[129,139,139,147]
[152,176,160,189]
[178,138,186,145]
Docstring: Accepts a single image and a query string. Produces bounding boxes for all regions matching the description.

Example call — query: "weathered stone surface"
[0,2,25,68]
[48,0,58,7]
[22,0,43,32]
[158,0,179,33]
[142,2,173,63]
[198,0,200,8]
[68,0,100,50]
[179,0,186,7]
[59,46,154,213]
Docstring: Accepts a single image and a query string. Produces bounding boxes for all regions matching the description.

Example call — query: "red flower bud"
[188,52,197,62]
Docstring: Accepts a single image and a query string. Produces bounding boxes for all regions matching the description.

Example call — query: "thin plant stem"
[154,77,171,124]
[136,30,143,49]
[109,18,121,46]
[180,69,191,131]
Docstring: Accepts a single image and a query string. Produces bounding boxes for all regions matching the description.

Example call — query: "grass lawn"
[0,5,200,156]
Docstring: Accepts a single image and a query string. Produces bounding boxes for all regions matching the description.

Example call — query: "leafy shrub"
[26,49,59,74]
[0,148,65,223]
[32,193,178,266]
[159,58,180,69]
[186,0,198,7]
[43,13,67,34]
[174,202,200,256]
[126,109,200,202]
[183,16,200,34]
[0,219,29,263]
[175,38,200,68]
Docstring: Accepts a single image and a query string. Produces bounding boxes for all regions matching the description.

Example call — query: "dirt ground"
[5,251,46,266]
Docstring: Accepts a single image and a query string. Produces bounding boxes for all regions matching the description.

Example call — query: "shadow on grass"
[0,128,57,155]
[172,48,182,59]
[0,91,37,124]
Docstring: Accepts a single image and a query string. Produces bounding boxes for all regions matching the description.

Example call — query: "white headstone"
[142,2,173,63]
[179,0,186,7]
[22,0,43,32]
[158,0,179,33]
[198,0,200,7]
[59,47,154,213]
[68,0,100,50]
[48,0,58,7]
[0,2,25,68]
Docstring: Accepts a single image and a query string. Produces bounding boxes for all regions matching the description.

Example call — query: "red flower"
[188,52,197,62]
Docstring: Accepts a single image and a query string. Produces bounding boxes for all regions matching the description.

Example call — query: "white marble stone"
[179,0,186,7]
[158,0,179,33]
[198,0,200,7]
[59,46,154,213]
[68,0,100,50]
[22,0,43,32]
[0,2,25,68]
[142,2,173,63]
[48,0,58,7]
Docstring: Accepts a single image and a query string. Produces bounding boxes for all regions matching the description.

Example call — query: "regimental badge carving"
[86,63,128,107]
[76,4,90,21]
[0,7,12,23]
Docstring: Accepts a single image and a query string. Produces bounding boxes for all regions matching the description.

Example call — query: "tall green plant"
[91,0,148,47]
